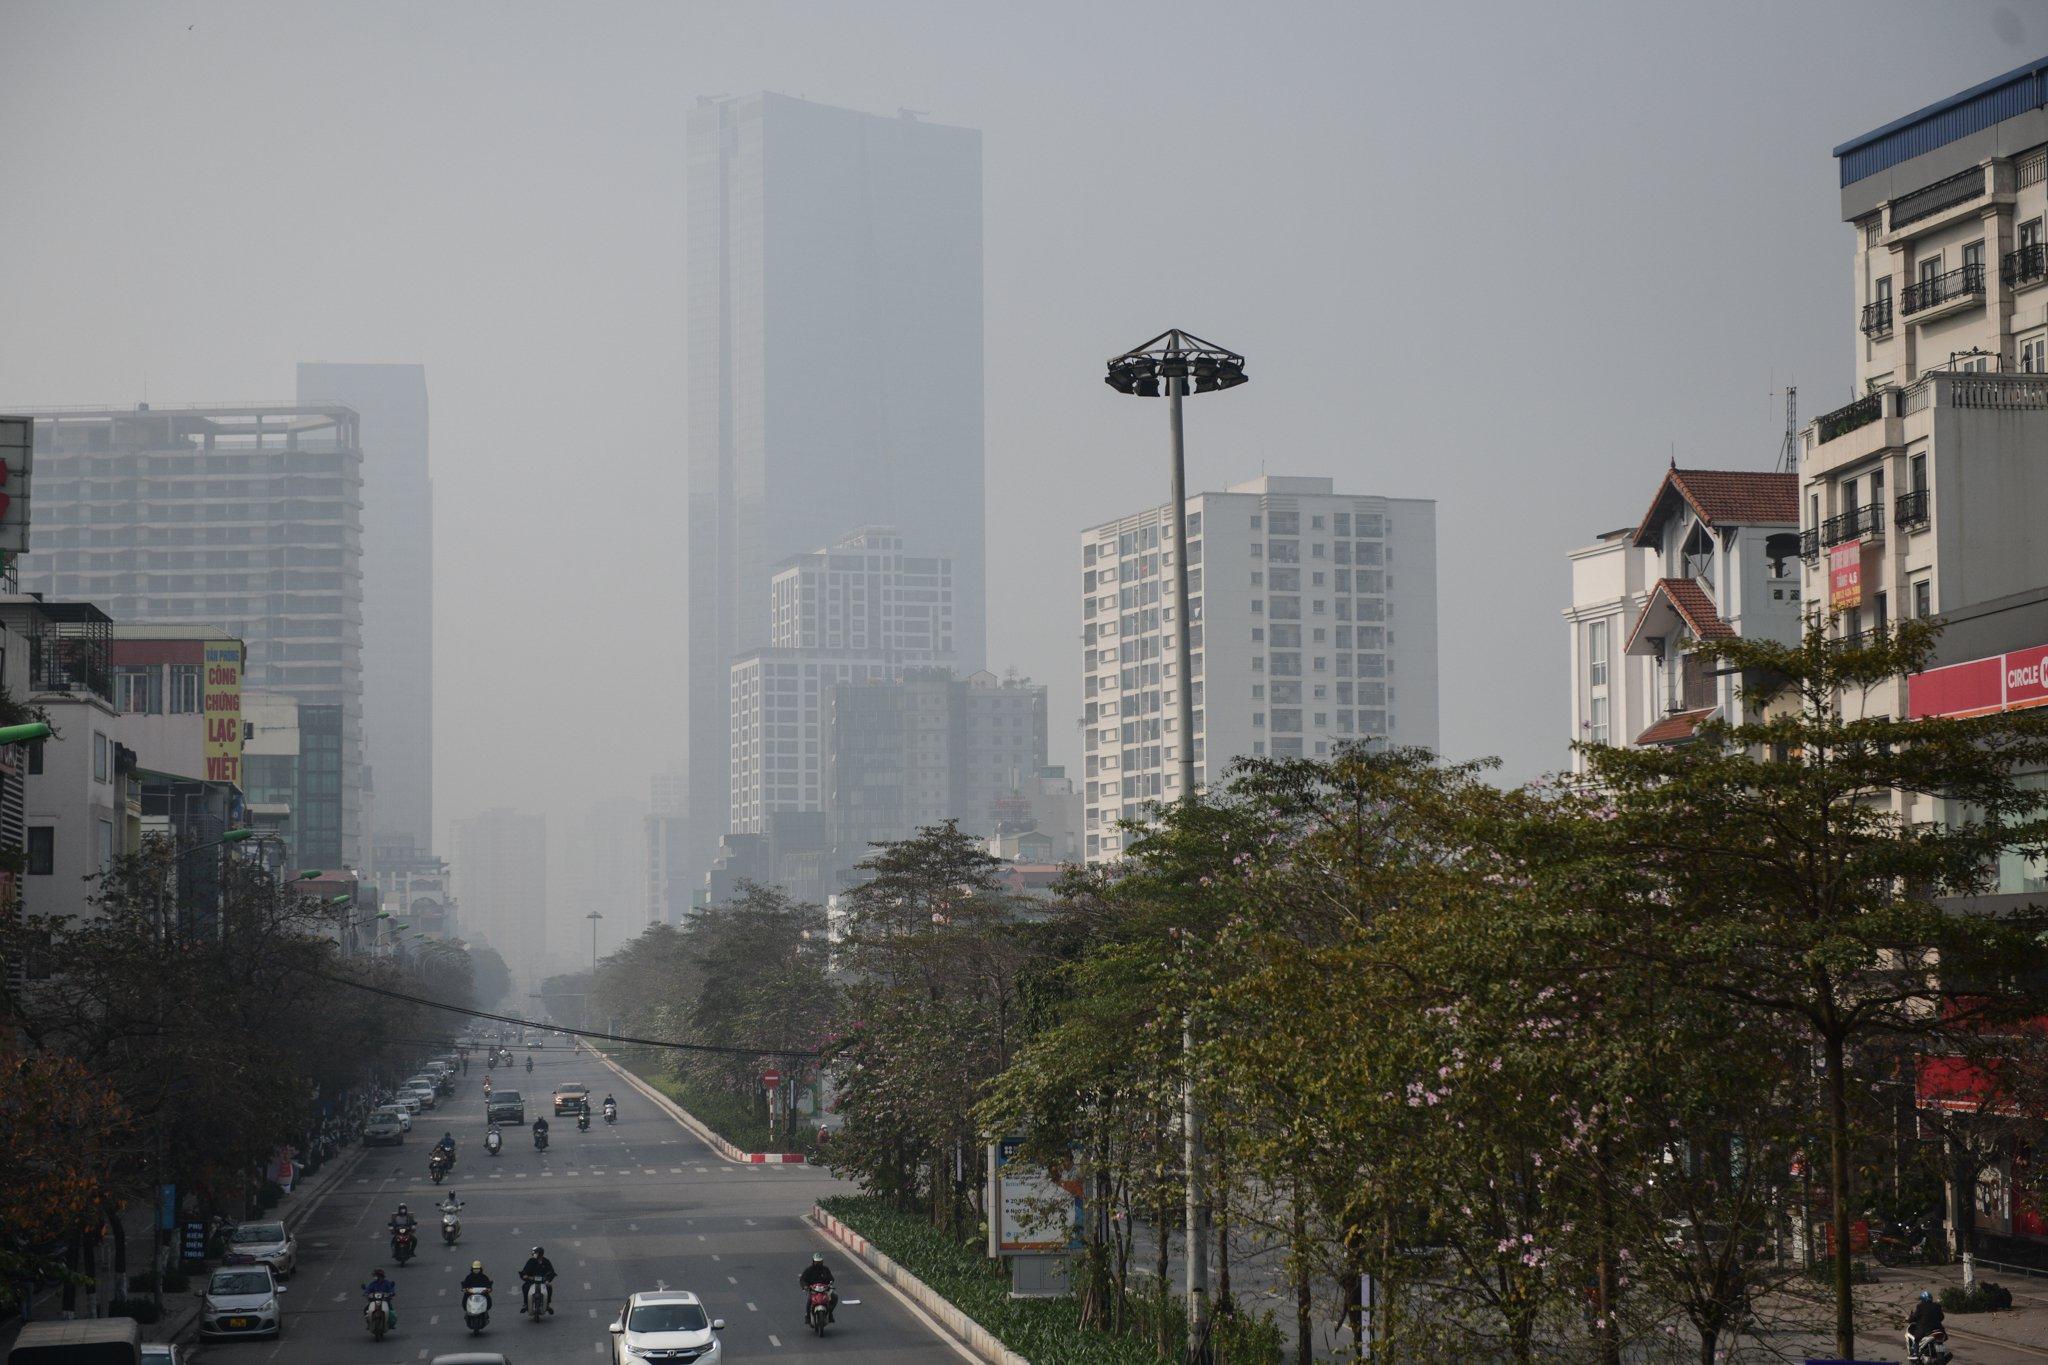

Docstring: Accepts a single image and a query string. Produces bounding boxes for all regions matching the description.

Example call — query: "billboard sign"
[0,416,31,556]
[987,1137,1084,1256]
[204,643,243,785]
[1828,541,1863,610]
[1910,642,2048,720]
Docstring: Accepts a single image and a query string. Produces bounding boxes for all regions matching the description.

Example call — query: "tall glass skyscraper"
[685,93,985,868]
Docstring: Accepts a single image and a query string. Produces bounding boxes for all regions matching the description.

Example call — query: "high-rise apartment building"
[729,527,959,834]
[451,806,547,982]
[1080,475,1438,865]
[645,770,691,927]
[19,402,365,868]
[686,94,985,879]
[566,797,647,959]
[296,364,433,853]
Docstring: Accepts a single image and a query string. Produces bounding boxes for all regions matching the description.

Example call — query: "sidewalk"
[1848,1260,2048,1360]
[0,1136,374,1356]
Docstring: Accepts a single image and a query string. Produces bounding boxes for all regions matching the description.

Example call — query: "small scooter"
[522,1276,553,1320]
[806,1285,835,1336]
[391,1228,417,1266]
[533,1128,549,1152]
[1907,1327,1953,1364]
[439,1199,463,1246]
[485,1126,502,1157]
[603,1100,617,1125]
[429,1151,449,1185]
[463,1287,492,1334]
[365,1292,394,1341]
[576,1108,590,1133]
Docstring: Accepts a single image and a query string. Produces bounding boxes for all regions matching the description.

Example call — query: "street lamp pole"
[1105,329,1247,1365]
[585,909,603,975]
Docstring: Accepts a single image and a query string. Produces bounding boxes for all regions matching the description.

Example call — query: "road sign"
[180,1220,208,1264]
[761,1070,781,1089]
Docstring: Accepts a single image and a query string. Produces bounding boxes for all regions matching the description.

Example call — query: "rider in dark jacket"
[519,1248,557,1314]
[800,1253,836,1321]
[1908,1289,1945,1339]
[461,1260,494,1300]
[363,1270,398,1326]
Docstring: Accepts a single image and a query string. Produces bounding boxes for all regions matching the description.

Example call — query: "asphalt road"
[188,1045,964,1365]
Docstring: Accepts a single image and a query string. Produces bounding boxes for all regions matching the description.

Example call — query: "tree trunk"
[1157,1182,1173,1358]
[1216,1130,1230,1310]
[1292,1183,1312,1364]
[1595,1143,1620,1365]
[1698,1326,1719,1365]
[1825,1028,1856,1358]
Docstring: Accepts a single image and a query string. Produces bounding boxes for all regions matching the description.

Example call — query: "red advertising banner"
[1828,541,1863,610]
[1909,643,2048,719]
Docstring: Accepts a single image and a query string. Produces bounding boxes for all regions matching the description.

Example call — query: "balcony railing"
[1819,502,1885,548]
[1889,167,1985,231]
[1817,392,1885,444]
[1799,527,1820,561]
[1894,488,1929,529]
[2004,242,2048,289]
[1860,297,1894,337]
[1902,263,1985,316]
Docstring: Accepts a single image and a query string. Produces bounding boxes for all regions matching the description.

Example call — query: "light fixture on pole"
[1104,327,1247,1365]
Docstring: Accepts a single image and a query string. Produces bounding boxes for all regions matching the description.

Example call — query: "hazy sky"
[1,0,2039,860]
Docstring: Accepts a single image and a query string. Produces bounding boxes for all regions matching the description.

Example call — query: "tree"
[468,943,513,1012]
[0,1045,130,1311]
[1579,619,2048,1357]
[675,883,836,1120]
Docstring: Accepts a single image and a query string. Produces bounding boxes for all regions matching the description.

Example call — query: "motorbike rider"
[363,1268,398,1327]
[532,1114,550,1143]
[485,1123,503,1151]
[387,1203,417,1241]
[519,1246,558,1315]
[461,1259,494,1305]
[603,1093,617,1114]
[525,1054,534,1073]
[800,1252,837,1322]
[437,1131,457,1157]
[1908,1289,1946,1349]
[437,1191,464,1216]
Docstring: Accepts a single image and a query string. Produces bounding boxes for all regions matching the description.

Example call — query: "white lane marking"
[670,1167,682,1173]
[746,1301,757,1312]
[572,1240,582,1247]
[727,1276,738,1285]
[429,1314,439,1325]
[416,1351,427,1360]
[588,1307,596,1318]
[583,1280,592,1290]
[744,1218,756,1226]
[770,1334,782,1346]
[711,1254,721,1262]
[697,1234,707,1242]
[628,1224,638,1231]
[515,1173,528,1179]
[696,1166,709,1174]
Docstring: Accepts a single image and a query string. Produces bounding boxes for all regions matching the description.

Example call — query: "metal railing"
[1860,296,1893,337]
[1820,502,1885,548]
[1798,528,1820,561]
[2003,242,2048,289]
[1902,262,1985,316]
[1817,392,1885,444]
[1894,488,1930,528]
[1889,167,1985,231]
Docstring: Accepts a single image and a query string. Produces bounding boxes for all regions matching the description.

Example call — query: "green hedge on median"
[823,1196,1280,1365]
[602,1048,821,1157]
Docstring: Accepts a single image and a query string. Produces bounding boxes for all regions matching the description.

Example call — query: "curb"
[807,1204,1028,1365]
[580,1043,807,1165]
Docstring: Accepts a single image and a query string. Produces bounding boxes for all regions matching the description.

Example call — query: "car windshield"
[559,1084,587,1094]
[232,1223,285,1243]
[629,1303,709,1332]
[209,1270,271,1296]
[494,1090,520,1102]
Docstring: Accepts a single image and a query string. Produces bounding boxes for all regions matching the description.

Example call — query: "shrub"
[255,1181,284,1209]
[1941,1280,2013,1313]
[107,1296,161,1324]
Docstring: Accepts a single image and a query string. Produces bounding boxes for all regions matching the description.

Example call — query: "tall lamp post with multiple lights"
[1104,329,1247,1365]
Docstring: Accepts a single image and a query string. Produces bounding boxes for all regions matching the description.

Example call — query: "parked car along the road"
[486,1090,525,1124]
[379,1102,413,1132]
[142,1344,182,1364]
[225,1221,297,1278]
[553,1082,590,1115]
[401,1085,437,1111]
[200,1264,286,1340]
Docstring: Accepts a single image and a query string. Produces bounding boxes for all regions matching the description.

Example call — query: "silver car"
[200,1264,287,1340]
[225,1220,297,1278]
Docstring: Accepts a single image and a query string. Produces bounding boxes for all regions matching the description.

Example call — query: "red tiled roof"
[1635,707,1715,746]
[1624,576,1734,655]
[1631,468,1799,546]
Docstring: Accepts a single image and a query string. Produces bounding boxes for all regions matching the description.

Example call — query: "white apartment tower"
[730,528,956,835]
[1080,475,1437,865]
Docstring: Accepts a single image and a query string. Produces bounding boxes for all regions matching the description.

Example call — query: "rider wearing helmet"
[363,1268,398,1326]
[800,1252,837,1322]
[461,1259,494,1303]
[519,1246,557,1314]
[1908,1287,1945,1342]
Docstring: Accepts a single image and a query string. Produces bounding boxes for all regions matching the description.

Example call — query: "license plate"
[225,1317,252,1329]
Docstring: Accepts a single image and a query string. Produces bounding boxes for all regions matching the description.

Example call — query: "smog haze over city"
[0,0,2030,936]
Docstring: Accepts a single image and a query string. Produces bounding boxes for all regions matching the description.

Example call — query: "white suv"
[609,1289,724,1363]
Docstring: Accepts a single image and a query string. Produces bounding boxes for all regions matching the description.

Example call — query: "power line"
[296,967,819,1059]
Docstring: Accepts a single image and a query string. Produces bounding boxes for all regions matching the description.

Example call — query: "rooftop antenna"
[1776,385,1798,474]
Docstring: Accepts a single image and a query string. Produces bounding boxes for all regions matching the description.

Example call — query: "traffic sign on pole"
[761,1069,781,1089]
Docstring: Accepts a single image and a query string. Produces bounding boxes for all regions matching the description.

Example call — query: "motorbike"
[525,1056,533,1074]
[1874,1214,1940,1266]
[521,1277,553,1320]
[463,1287,491,1334]
[603,1101,617,1125]
[391,1228,417,1266]
[365,1292,394,1341]
[806,1285,835,1336]
[485,1127,502,1156]
[429,1153,449,1185]
[441,1211,462,1245]
[577,1110,590,1133]
[1907,1326,1953,1364]
[534,1128,549,1151]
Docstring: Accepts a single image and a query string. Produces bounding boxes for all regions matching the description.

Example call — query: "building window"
[115,665,163,715]
[1963,241,1984,275]
[170,665,202,714]
[26,826,52,876]
[1913,579,1932,619]
[92,732,109,783]
[1589,695,1610,747]
[2025,335,2047,374]
[97,819,114,873]
[1588,619,1609,689]
[27,739,42,776]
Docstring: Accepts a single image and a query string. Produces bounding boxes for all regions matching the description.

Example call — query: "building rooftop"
[110,623,240,640]
[1631,468,1797,547]
[1634,707,1716,747]
[1833,54,2048,187]
[1626,577,1734,656]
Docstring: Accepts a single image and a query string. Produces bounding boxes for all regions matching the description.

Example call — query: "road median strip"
[580,1042,807,1164]
[808,1203,1028,1365]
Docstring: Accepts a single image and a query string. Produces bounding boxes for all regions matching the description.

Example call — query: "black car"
[487,1090,525,1124]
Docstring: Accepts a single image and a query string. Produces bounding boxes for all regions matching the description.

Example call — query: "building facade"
[729,649,895,834]
[686,94,985,879]
[1563,467,1801,767]
[450,807,548,984]
[1080,475,1438,865]
[644,770,690,928]
[18,402,366,867]
[296,363,433,853]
